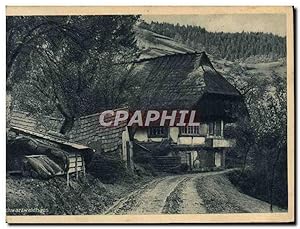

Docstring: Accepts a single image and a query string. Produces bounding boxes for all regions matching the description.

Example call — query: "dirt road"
[105,169,285,215]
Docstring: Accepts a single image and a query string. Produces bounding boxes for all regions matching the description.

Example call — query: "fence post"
[66,170,70,187]
[75,153,78,180]
[82,158,86,177]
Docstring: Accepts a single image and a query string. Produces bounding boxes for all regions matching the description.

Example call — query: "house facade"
[133,120,233,170]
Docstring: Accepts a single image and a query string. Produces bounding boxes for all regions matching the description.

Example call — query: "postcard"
[6,6,294,224]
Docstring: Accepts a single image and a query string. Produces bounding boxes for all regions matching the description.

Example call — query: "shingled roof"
[130,51,242,111]
[10,108,127,153]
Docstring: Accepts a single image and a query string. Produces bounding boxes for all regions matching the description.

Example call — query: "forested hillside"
[140,21,286,61]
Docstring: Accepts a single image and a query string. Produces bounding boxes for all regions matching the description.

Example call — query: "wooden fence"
[66,153,86,186]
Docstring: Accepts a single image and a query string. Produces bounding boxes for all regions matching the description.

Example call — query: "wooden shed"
[8,108,130,181]
[8,126,93,185]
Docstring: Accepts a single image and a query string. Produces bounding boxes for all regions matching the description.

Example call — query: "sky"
[142,14,286,37]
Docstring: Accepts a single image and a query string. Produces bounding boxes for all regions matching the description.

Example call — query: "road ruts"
[105,169,237,215]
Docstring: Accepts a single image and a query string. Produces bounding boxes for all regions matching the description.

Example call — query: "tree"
[6,16,86,90]
[9,16,140,133]
[225,63,288,209]
[6,16,84,127]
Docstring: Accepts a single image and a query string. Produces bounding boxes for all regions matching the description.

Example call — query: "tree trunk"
[269,147,282,212]
[56,101,75,135]
[60,116,75,134]
[6,91,13,132]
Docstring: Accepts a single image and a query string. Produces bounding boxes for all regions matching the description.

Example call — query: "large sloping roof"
[130,51,242,110]
[10,108,127,153]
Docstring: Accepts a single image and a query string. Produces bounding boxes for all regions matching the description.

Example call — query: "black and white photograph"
[5,6,294,224]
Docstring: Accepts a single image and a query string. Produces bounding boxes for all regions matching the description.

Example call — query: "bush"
[180,164,189,172]
[134,163,157,177]
[227,169,288,209]
[87,153,132,184]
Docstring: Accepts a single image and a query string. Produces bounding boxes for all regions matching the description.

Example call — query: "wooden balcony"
[205,138,235,148]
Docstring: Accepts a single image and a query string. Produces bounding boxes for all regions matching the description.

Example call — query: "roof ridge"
[78,107,128,120]
[12,109,63,121]
[12,107,129,122]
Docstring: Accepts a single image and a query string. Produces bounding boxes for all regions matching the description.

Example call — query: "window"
[209,122,214,135]
[180,125,200,136]
[208,120,223,137]
[215,121,221,136]
[148,127,167,138]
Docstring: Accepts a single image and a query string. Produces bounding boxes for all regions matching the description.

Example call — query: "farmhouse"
[127,28,248,171]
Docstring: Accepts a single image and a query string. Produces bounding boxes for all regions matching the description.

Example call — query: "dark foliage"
[7,16,140,133]
[87,153,133,184]
[228,169,287,209]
